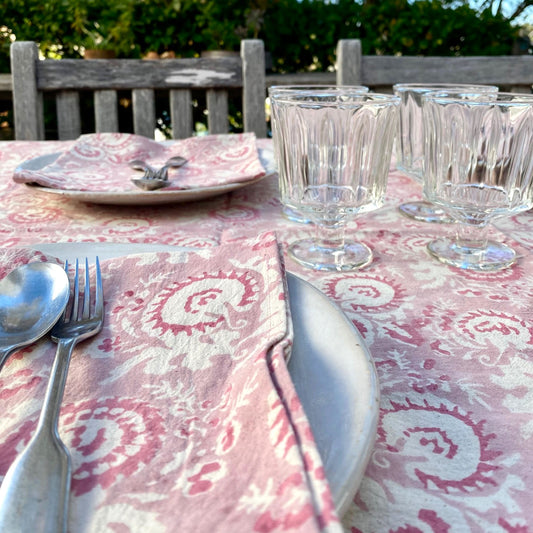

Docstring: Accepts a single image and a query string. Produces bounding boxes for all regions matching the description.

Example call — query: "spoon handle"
[0,339,75,533]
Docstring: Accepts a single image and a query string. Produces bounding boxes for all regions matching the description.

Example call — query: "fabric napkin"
[0,234,341,532]
[12,132,266,192]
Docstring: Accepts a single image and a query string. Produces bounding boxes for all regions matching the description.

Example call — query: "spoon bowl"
[128,159,157,175]
[0,262,70,371]
[155,156,187,180]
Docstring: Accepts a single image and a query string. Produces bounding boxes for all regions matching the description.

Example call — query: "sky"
[468,0,533,25]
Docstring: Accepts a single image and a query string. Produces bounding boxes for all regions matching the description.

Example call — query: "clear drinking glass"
[422,90,533,271]
[393,83,498,223]
[269,86,369,225]
[269,86,399,271]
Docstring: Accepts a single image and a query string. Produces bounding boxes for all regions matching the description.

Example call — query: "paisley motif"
[1,137,532,530]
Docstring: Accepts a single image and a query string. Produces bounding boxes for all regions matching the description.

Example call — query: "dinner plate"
[17,148,274,206]
[29,242,380,517]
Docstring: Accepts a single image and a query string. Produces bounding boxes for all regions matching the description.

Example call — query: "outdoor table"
[0,138,531,531]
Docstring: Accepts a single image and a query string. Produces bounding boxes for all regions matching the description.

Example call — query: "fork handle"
[0,339,76,533]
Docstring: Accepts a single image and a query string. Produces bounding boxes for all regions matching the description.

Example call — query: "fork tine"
[94,257,103,317]
[60,260,70,322]
[70,259,80,323]
[82,258,91,320]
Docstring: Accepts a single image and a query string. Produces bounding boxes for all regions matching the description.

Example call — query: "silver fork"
[0,258,104,533]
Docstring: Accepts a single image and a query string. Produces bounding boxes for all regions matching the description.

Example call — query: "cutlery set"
[0,258,103,533]
[129,155,187,190]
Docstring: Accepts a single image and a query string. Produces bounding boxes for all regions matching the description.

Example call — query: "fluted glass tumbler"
[269,86,399,271]
[393,83,498,223]
[422,91,533,271]
[269,86,369,225]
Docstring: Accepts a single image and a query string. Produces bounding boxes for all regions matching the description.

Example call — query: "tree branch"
[510,0,533,20]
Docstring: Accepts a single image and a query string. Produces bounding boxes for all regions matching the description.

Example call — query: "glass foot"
[427,237,516,271]
[282,205,312,224]
[288,238,373,271]
[399,201,453,223]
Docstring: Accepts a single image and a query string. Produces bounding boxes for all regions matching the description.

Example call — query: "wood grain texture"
[170,89,193,139]
[242,39,267,137]
[0,74,12,91]
[37,58,242,91]
[11,40,267,140]
[336,39,362,86]
[206,89,229,134]
[94,90,119,133]
[266,72,335,86]
[132,89,156,138]
[337,39,533,92]
[56,91,81,140]
[10,41,42,140]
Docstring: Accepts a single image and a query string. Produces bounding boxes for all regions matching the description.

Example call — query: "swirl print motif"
[0,235,341,533]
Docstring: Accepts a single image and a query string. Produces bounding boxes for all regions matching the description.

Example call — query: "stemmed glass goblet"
[393,83,498,223]
[422,90,533,271]
[269,86,369,226]
[269,86,399,271]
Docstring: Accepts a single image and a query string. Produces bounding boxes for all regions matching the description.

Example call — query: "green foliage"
[0,0,137,60]
[352,0,516,56]
[262,0,521,73]
[0,0,525,74]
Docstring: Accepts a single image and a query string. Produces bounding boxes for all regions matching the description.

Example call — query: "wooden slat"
[10,41,43,140]
[362,55,533,86]
[336,39,533,92]
[0,74,12,92]
[132,88,156,138]
[336,39,362,86]
[266,72,335,87]
[206,89,228,134]
[170,89,193,139]
[0,72,345,93]
[94,90,119,132]
[56,90,81,140]
[37,58,243,91]
[241,39,266,137]
[10,39,269,140]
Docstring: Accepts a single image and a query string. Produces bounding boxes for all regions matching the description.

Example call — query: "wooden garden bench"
[10,40,266,140]
[336,39,533,93]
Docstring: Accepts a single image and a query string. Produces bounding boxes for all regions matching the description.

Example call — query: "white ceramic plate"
[29,242,380,517]
[17,148,274,206]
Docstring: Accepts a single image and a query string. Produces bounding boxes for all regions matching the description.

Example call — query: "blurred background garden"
[1,0,532,138]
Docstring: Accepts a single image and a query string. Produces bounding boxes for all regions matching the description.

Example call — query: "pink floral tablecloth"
[0,235,338,532]
[0,138,532,532]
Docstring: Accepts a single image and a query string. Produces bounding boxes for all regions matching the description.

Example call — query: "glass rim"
[268,85,369,92]
[393,83,498,93]
[269,90,399,106]
[422,90,533,105]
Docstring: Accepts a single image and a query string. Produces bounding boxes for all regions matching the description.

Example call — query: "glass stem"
[454,223,489,255]
[314,218,347,252]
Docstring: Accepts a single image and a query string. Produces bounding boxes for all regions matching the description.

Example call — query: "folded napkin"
[13,132,266,192]
[0,234,340,533]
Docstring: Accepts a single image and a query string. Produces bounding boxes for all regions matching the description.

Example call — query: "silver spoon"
[155,156,187,180]
[0,262,70,372]
[128,159,157,176]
